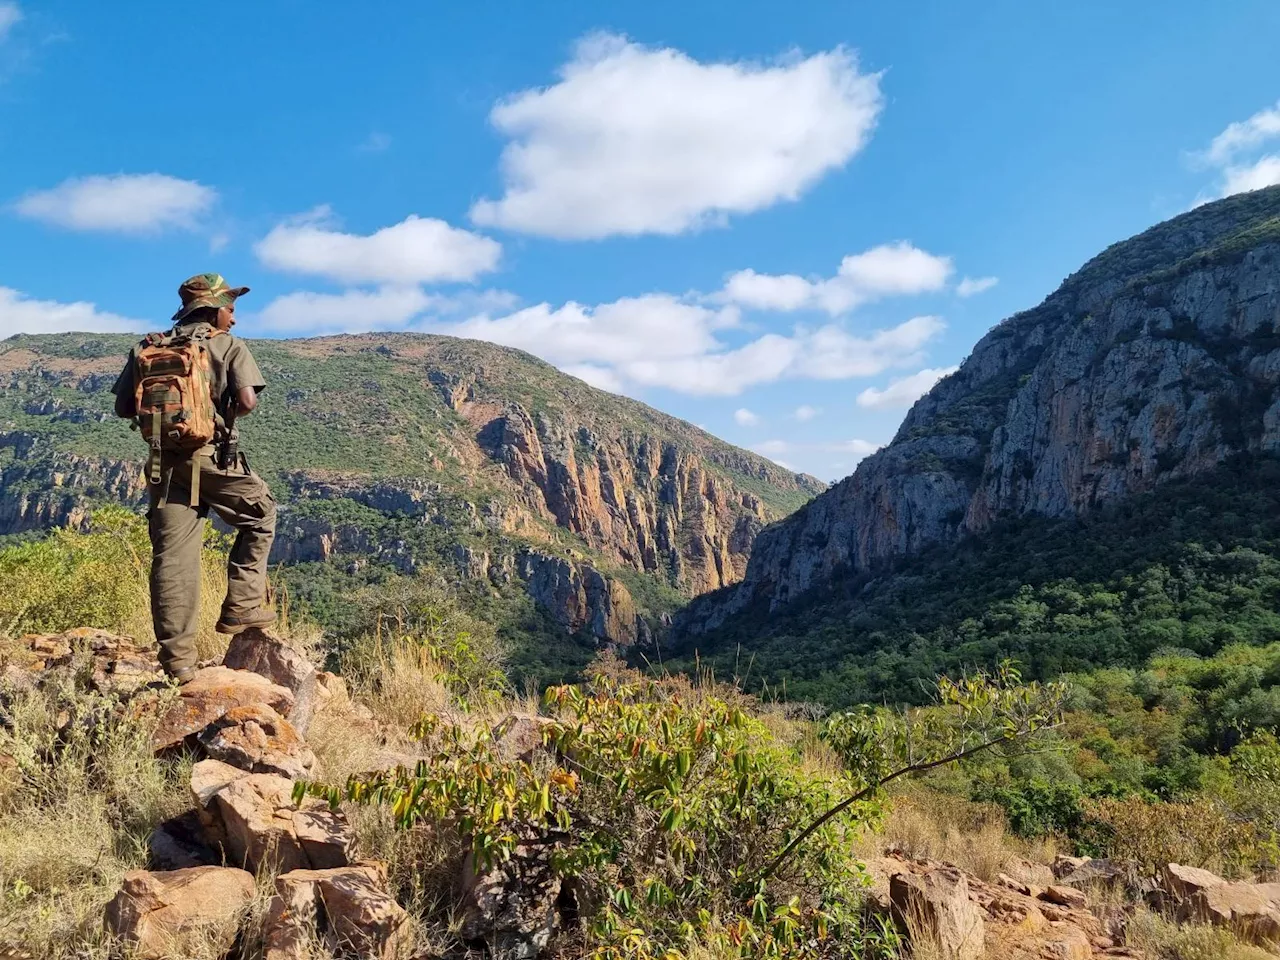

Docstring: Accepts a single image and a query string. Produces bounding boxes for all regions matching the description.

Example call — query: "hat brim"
[171,286,251,323]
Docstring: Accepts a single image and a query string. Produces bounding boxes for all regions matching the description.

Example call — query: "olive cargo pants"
[148,453,276,674]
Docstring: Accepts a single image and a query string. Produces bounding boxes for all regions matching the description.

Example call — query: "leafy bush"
[301,663,1062,958]
[0,507,228,660]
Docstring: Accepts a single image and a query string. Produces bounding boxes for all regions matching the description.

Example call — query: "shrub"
[1080,796,1259,877]
[0,507,229,660]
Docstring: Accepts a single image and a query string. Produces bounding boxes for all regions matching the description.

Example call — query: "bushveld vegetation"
[2,510,1280,958]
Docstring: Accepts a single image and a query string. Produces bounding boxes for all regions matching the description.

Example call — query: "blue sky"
[3,1,1280,480]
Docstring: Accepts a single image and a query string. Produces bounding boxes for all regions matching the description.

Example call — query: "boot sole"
[215,618,276,635]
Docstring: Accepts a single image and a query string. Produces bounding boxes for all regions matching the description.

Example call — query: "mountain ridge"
[0,330,823,658]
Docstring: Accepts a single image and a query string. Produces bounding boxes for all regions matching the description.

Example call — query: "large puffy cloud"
[1195,102,1280,199]
[470,33,882,239]
[856,365,959,409]
[16,174,216,233]
[0,286,140,338]
[255,207,501,284]
[720,243,952,315]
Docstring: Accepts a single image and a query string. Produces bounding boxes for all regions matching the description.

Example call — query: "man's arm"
[226,340,266,415]
[111,355,136,419]
[236,385,258,413]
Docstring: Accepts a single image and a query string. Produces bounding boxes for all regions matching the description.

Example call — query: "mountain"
[0,331,823,660]
[677,186,1280,700]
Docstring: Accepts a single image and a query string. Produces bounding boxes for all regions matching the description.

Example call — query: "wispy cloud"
[0,3,21,41]
[734,408,760,426]
[16,174,216,234]
[793,404,820,422]
[1194,101,1280,199]
[856,365,958,409]
[956,275,998,297]
[358,131,392,153]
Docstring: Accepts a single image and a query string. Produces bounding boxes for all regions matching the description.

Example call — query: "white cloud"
[794,404,820,421]
[0,3,21,40]
[734,408,760,426]
[16,174,216,234]
[470,33,883,239]
[956,275,998,297]
[257,287,435,333]
[255,207,501,285]
[0,286,140,338]
[1195,103,1280,199]
[856,365,958,409]
[720,242,952,315]
[1221,155,1280,196]
[441,301,942,396]
[1200,100,1280,167]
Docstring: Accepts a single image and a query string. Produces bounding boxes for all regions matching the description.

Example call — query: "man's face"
[214,303,236,332]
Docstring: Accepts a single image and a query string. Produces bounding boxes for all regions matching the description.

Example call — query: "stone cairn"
[4,627,407,960]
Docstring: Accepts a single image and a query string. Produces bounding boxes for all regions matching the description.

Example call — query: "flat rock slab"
[198,703,316,779]
[222,629,318,734]
[152,666,294,750]
[104,865,254,960]
[264,862,406,960]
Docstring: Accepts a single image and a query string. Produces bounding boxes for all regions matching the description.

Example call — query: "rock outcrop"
[692,186,1280,625]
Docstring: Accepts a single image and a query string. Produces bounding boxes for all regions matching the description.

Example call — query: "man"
[113,273,277,683]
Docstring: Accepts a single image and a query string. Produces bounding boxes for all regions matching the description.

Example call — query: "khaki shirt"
[112,322,266,442]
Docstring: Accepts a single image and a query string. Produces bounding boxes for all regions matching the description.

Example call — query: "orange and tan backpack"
[133,326,225,502]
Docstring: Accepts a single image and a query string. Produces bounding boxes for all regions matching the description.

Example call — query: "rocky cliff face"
[697,187,1280,623]
[0,332,822,646]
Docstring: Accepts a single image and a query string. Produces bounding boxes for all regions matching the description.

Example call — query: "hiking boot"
[168,665,199,685]
[215,606,277,635]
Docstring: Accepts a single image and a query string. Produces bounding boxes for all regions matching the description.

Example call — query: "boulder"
[190,758,251,841]
[104,866,254,960]
[461,839,563,959]
[263,862,406,960]
[1052,854,1091,880]
[1040,885,1089,910]
[1057,858,1125,889]
[222,629,318,734]
[890,867,985,960]
[211,772,353,875]
[1179,881,1280,947]
[215,773,311,874]
[1159,862,1226,901]
[152,666,294,750]
[197,703,316,779]
[1039,920,1092,960]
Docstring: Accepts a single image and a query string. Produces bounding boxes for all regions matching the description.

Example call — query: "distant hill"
[676,186,1280,702]
[0,331,823,675]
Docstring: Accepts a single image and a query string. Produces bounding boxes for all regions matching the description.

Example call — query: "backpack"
[133,326,225,497]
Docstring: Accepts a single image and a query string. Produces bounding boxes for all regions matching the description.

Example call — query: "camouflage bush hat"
[172,273,251,322]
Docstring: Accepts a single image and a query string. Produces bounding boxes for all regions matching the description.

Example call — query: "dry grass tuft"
[1123,907,1275,960]
[0,654,192,957]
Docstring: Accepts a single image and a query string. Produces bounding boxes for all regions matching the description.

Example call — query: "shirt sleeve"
[227,339,267,394]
